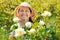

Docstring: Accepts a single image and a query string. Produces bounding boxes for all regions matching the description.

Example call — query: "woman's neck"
[18,21,29,28]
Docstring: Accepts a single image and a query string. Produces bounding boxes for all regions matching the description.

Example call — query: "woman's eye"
[26,14,28,17]
[20,10,24,12]
[21,14,23,16]
[25,10,29,12]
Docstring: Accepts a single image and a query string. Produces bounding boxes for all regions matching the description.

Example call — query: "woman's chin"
[22,20,28,22]
[22,19,26,21]
[21,18,28,22]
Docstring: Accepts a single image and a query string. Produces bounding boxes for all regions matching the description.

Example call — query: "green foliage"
[0,0,60,40]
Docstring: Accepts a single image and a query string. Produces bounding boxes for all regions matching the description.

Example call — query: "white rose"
[41,11,52,17]
[10,24,18,30]
[13,17,20,22]
[25,22,31,28]
[28,28,36,34]
[39,20,45,25]
[14,28,26,37]
[47,30,50,33]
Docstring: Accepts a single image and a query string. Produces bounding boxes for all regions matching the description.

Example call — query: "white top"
[17,22,25,28]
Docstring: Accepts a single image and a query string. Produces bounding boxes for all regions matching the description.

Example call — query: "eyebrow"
[18,8,32,13]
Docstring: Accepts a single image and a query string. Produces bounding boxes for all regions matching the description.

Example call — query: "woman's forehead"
[19,7,30,10]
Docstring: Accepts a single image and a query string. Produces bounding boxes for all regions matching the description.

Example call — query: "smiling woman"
[18,7,31,22]
[9,2,35,40]
[14,2,35,27]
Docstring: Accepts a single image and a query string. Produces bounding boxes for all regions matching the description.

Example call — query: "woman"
[9,2,35,40]
[14,2,35,28]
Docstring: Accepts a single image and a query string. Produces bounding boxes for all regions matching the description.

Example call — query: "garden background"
[0,0,60,40]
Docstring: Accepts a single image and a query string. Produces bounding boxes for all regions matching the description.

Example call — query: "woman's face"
[18,7,31,22]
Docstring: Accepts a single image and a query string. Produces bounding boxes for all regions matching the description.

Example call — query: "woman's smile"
[18,7,31,21]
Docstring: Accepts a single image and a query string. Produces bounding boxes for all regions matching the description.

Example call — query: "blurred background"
[0,0,60,40]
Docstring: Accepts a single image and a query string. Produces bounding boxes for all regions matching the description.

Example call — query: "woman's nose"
[22,11,27,15]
